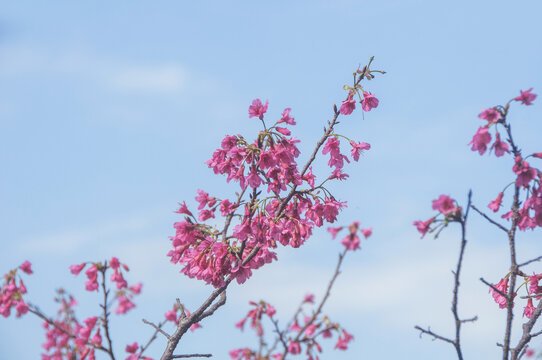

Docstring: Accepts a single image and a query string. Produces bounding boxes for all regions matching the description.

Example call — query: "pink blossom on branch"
[469,126,492,155]
[248,98,269,120]
[478,107,501,123]
[19,261,33,274]
[339,95,356,115]
[514,88,537,105]
[490,132,510,157]
[488,192,504,212]
[413,217,434,238]
[361,91,379,112]
[432,195,458,215]
[490,277,509,309]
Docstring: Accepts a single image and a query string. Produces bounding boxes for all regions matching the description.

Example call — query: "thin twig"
[100,263,116,360]
[414,325,455,344]
[170,354,212,358]
[518,256,542,268]
[142,319,171,340]
[480,278,509,300]
[470,205,508,233]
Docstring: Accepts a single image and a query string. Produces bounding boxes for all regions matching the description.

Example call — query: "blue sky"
[1,1,542,359]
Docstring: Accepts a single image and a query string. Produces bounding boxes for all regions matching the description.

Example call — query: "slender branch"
[415,191,475,360]
[414,325,455,344]
[142,319,171,340]
[281,248,348,359]
[510,297,542,358]
[170,354,212,358]
[100,264,116,360]
[518,256,542,268]
[480,278,509,300]
[470,205,508,233]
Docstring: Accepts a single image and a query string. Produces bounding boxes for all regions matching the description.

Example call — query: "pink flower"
[303,294,315,303]
[175,202,193,217]
[490,132,510,157]
[335,330,354,350]
[129,283,142,295]
[165,309,177,323]
[19,261,33,274]
[266,304,276,317]
[248,99,269,120]
[413,218,434,238]
[278,108,296,125]
[526,348,535,357]
[69,263,86,275]
[287,341,301,355]
[15,300,29,317]
[275,127,291,136]
[125,342,139,354]
[361,91,379,112]
[349,141,371,161]
[361,227,372,238]
[513,156,537,188]
[469,126,492,155]
[488,192,504,212]
[490,277,509,309]
[523,298,535,318]
[478,107,501,123]
[341,234,360,251]
[110,257,120,270]
[432,195,457,215]
[339,95,356,115]
[327,226,342,240]
[91,329,102,346]
[514,88,537,105]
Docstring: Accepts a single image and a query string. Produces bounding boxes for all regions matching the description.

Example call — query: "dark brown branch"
[510,297,542,358]
[415,191,475,360]
[480,278,509,300]
[518,256,542,268]
[170,354,212,358]
[470,205,508,233]
[99,264,116,360]
[414,325,455,345]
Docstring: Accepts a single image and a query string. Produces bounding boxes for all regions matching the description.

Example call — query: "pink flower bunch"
[230,295,352,360]
[328,221,372,251]
[514,88,537,106]
[235,300,276,336]
[70,258,142,315]
[170,101,371,288]
[0,261,32,318]
[41,290,99,360]
[413,195,460,238]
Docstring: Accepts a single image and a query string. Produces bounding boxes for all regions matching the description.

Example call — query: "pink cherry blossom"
[69,263,86,275]
[488,192,504,212]
[278,108,295,125]
[469,126,492,155]
[248,99,269,120]
[19,261,33,274]
[287,341,301,355]
[514,88,537,105]
[361,227,372,238]
[361,91,379,112]
[478,107,501,123]
[349,141,371,162]
[125,342,138,354]
[413,218,434,238]
[339,95,356,115]
[513,156,537,187]
[490,132,510,157]
[523,298,535,318]
[490,277,509,309]
[432,195,457,215]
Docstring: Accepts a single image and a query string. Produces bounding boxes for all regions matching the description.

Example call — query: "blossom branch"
[415,191,476,360]
[510,298,542,358]
[99,264,116,360]
[142,319,171,340]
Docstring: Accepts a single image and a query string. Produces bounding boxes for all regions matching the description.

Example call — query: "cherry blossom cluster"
[468,89,542,231]
[169,86,377,288]
[40,289,102,360]
[70,257,142,314]
[413,194,462,238]
[229,222,365,359]
[0,260,32,318]
[124,342,153,360]
[230,295,353,360]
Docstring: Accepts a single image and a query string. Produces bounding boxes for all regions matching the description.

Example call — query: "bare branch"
[142,319,171,340]
[170,354,212,358]
[518,256,542,268]
[414,325,455,345]
[470,205,509,233]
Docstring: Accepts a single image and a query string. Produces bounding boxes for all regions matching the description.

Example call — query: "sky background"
[1,1,542,359]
